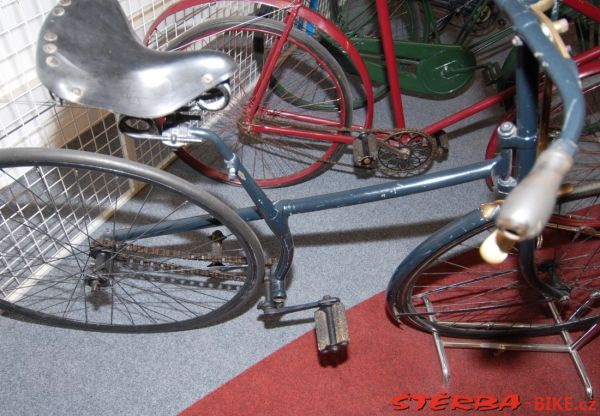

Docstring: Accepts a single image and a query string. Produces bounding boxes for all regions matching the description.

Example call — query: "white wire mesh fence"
[0,0,256,164]
[0,0,333,301]
[0,0,252,299]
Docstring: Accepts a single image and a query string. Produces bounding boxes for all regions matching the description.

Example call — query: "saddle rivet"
[53,7,65,16]
[46,56,59,67]
[43,44,58,54]
[72,88,82,96]
[202,74,214,85]
[44,32,58,42]
[58,0,72,6]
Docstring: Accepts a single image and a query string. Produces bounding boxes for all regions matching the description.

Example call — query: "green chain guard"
[353,39,477,98]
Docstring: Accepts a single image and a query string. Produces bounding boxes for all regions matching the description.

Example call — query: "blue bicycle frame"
[111,0,584,320]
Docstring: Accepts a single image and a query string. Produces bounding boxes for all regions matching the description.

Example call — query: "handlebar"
[492,0,585,241]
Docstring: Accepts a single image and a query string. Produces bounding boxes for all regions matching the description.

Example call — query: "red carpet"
[180,292,600,415]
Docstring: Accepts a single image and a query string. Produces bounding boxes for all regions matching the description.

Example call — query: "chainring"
[377,129,438,178]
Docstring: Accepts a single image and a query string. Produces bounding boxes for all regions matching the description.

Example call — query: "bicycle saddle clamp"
[36,0,236,118]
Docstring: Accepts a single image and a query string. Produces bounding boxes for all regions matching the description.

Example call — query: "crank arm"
[259,296,341,319]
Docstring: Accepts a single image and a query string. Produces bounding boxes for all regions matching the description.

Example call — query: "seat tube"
[243,3,302,123]
[189,127,294,304]
[375,0,406,128]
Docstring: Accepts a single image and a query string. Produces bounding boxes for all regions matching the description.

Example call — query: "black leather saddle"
[36,0,235,118]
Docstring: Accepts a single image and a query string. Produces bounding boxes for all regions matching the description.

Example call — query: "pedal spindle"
[314,297,349,353]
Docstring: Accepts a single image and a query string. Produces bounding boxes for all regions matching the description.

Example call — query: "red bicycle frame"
[145,0,600,145]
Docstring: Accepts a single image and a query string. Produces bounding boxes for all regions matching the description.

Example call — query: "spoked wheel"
[389,196,600,339]
[164,17,353,188]
[329,0,420,108]
[0,149,264,332]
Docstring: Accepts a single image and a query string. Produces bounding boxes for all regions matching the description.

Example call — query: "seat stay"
[36,0,235,118]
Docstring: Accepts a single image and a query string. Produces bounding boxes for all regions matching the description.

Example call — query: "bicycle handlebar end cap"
[480,229,519,264]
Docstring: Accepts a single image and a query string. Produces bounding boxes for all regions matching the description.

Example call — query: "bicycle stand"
[424,298,599,401]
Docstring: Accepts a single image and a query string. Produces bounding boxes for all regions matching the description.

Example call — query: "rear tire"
[0,148,264,332]
[167,17,354,188]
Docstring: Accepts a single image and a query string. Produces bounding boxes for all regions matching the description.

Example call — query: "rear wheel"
[0,149,264,332]
[166,17,354,188]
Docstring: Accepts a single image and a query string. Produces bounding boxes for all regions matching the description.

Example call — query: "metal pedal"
[481,61,502,85]
[434,130,449,162]
[353,133,379,168]
[314,297,349,353]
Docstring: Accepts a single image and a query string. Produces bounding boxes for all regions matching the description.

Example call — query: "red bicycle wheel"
[159,17,354,188]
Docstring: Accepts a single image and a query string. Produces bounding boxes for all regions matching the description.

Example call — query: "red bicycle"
[137,0,600,187]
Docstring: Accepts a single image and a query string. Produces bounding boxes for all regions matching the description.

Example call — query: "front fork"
[493,42,571,301]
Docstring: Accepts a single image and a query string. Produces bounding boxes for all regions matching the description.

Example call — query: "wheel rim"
[167,21,352,188]
[398,206,600,337]
[0,157,260,331]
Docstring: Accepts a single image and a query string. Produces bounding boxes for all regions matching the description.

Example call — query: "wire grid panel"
[144,0,259,49]
[0,0,243,166]
[0,0,246,299]
[0,0,331,301]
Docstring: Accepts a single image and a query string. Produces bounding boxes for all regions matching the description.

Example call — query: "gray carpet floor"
[0,76,504,415]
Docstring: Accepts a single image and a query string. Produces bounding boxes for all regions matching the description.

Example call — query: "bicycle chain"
[93,240,276,284]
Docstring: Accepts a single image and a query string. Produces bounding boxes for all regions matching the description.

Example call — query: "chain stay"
[255,114,436,171]
[93,240,276,285]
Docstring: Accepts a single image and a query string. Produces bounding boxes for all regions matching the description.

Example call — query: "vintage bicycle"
[0,0,597,359]
[257,0,511,104]
[134,0,600,188]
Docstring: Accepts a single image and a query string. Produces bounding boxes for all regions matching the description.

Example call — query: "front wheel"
[165,17,354,188]
[387,196,600,339]
[0,148,264,332]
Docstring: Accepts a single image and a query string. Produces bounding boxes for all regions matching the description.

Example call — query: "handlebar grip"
[495,147,573,241]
